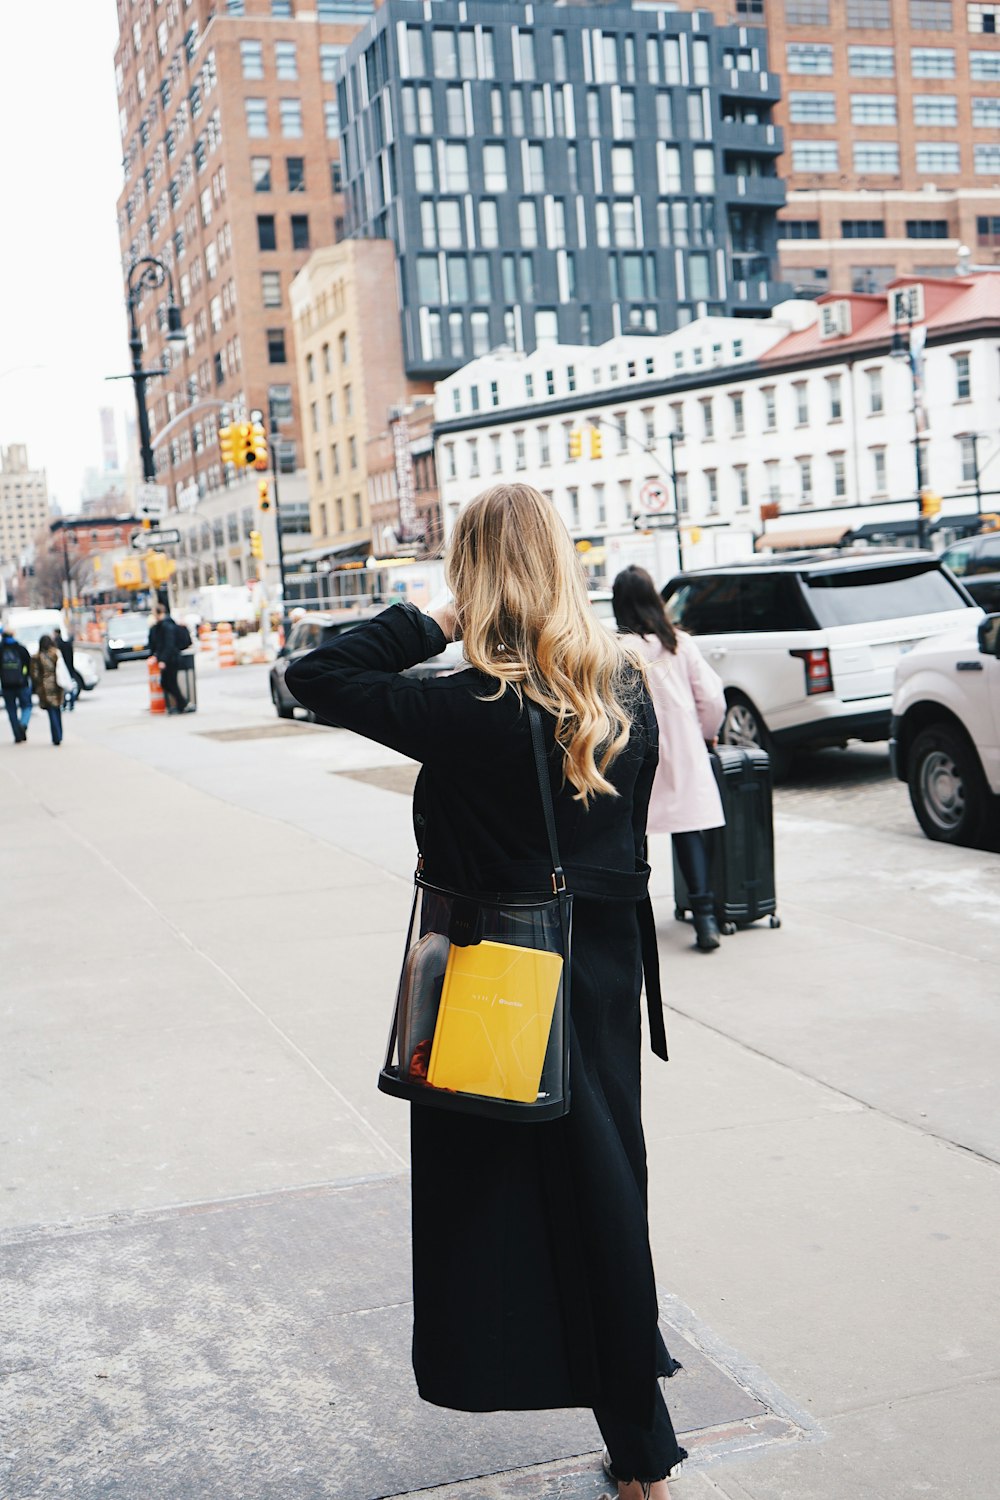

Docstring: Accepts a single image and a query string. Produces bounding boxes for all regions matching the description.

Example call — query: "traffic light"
[219,424,238,466]
[920,489,942,519]
[250,419,268,470]
[234,422,255,467]
[258,478,272,513]
[568,429,583,460]
[145,552,177,587]
[688,527,703,545]
[249,530,264,560]
[113,558,144,590]
[589,426,603,460]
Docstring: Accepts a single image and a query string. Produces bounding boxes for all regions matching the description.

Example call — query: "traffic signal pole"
[269,434,289,623]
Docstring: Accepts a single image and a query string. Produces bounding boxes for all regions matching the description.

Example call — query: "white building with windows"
[434,272,1000,572]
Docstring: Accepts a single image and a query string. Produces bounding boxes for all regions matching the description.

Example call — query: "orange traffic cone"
[217,622,237,669]
[148,656,166,715]
[199,622,213,653]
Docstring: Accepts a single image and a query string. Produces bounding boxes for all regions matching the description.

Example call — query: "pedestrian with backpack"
[149,603,193,714]
[1,624,33,744]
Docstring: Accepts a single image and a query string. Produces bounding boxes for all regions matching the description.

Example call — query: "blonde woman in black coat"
[287,484,686,1500]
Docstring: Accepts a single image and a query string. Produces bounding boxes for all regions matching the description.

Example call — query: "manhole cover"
[335,765,419,796]
[200,722,325,741]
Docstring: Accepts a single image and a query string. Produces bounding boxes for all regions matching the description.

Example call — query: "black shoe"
[690,898,721,952]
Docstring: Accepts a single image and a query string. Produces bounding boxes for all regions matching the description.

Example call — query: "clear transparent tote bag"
[379,702,572,1122]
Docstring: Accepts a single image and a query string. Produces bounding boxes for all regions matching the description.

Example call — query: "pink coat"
[633,632,727,835]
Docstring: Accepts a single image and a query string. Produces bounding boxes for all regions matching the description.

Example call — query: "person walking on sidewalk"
[149,603,191,714]
[29,635,69,746]
[287,485,687,1500]
[1,624,32,743]
[612,566,726,954]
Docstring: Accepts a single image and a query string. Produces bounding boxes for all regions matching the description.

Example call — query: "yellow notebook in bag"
[426,939,564,1103]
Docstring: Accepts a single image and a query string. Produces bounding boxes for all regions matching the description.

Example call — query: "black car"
[938,532,1000,613]
[270,610,383,719]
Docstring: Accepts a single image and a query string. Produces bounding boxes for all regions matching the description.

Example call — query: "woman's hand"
[428,602,461,642]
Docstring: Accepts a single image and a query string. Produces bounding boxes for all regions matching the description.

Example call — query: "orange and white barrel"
[217,622,237,669]
[199,622,213,653]
[148,656,166,715]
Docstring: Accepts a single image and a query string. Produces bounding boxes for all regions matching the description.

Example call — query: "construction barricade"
[148,657,166,715]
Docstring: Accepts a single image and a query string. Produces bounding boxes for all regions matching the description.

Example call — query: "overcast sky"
[0,4,132,513]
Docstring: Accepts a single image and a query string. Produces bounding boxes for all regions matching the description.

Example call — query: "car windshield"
[13,623,52,651]
[800,563,969,627]
[108,615,150,639]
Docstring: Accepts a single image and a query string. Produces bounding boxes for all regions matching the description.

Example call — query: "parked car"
[103,612,153,669]
[938,531,1000,614]
[270,610,384,719]
[891,612,1000,848]
[4,608,65,654]
[74,650,101,691]
[661,550,979,775]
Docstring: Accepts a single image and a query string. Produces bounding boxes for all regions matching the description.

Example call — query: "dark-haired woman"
[29,635,67,747]
[612,566,726,952]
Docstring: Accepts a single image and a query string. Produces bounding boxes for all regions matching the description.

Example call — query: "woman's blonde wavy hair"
[446,483,641,805]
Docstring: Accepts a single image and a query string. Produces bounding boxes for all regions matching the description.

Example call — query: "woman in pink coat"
[613,566,727,952]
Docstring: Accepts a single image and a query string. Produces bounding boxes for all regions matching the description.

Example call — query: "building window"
[261,271,281,306]
[792,141,839,171]
[959,435,979,483]
[700,398,715,439]
[832,454,847,497]
[693,148,715,193]
[657,144,682,194]
[847,0,891,19]
[787,43,834,73]
[611,145,635,194]
[279,99,303,137]
[916,141,961,171]
[849,46,895,75]
[483,144,507,192]
[954,352,971,399]
[828,375,843,419]
[851,94,897,124]
[442,142,469,192]
[324,102,339,139]
[799,459,813,503]
[251,155,272,191]
[911,46,956,73]
[975,144,1000,174]
[785,0,830,18]
[842,219,886,237]
[730,394,745,435]
[320,44,345,83]
[291,214,310,250]
[267,328,287,363]
[783,219,821,239]
[914,94,958,124]
[973,96,1000,126]
[793,381,809,425]
[245,98,268,136]
[910,0,953,24]
[275,41,297,79]
[906,219,949,240]
[763,387,776,430]
[789,91,836,123]
[872,447,887,491]
[257,214,276,250]
[867,368,884,413]
[240,41,264,80]
[286,156,305,192]
[853,142,900,172]
[706,471,719,512]
[967,3,1000,30]
[971,49,1000,76]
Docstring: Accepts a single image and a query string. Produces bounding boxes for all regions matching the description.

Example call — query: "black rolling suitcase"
[672,746,780,934]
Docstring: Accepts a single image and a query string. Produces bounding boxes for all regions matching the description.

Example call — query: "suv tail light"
[790,647,833,695]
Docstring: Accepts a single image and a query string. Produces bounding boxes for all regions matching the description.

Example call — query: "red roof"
[762,273,1000,364]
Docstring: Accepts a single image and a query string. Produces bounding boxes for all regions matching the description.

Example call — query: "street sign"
[137,482,168,518]
[131,528,181,550]
[640,480,669,513]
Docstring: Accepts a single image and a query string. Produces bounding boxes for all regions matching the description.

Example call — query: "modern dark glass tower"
[337,0,789,378]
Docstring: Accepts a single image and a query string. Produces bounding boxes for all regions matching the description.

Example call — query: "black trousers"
[594,1379,686,1484]
[672,830,711,901]
[160,658,187,711]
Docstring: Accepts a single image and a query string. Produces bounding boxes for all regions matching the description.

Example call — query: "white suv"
[662,551,978,775]
[890,612,1000,848]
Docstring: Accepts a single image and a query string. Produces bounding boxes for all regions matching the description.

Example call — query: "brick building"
[365,398,442,556]
[289,239,431,561]
[113,0,374,512]
[691,0,1000,292]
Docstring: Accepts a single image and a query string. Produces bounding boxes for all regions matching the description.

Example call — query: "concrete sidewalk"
[2,681,999,1498]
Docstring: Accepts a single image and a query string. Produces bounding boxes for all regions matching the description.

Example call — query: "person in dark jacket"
[29,635,65,745]
[286,484,687,1500]
[148,604,191,713]
[0,624,32,743]
[53,628,85,708]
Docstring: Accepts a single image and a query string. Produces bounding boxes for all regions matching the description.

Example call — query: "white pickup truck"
[890,612,1000,848]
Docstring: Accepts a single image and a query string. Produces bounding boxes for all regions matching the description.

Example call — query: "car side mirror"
[977,614,1000,658]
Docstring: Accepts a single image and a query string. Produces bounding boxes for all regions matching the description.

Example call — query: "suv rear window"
[665,574,813,633]
[800,562,969,627]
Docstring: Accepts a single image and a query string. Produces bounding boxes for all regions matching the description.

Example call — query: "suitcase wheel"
[674,907,687,923]
[769,915,782,929]
[722,921,738,936]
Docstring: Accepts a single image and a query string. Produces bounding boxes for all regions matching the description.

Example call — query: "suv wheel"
[908,724,996,848]
[271,682,294,720]
[721,692,791,778]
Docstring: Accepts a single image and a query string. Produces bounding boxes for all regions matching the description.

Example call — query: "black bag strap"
[526,699,566,896]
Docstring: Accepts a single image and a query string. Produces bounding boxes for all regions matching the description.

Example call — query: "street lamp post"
[124,256,188,484]
[890,296,929,549]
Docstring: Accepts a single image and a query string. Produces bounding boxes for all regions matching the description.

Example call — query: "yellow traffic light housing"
[233,422,255,467]
[589,426,603,460]
[920,489,942,519]
[258,478,272,513]
[568,429,583,460]
[113,558,144,591]
[250,420,268,470]
[144,553,177,587]
[219,424,238,466]
[249,530,264,560]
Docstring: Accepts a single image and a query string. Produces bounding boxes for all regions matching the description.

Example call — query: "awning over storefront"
[843,520,919,542]
[283,540,369,570]
[756,524,853,552]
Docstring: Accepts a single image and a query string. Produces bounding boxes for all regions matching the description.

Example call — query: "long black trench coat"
[287,603,670,1425]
